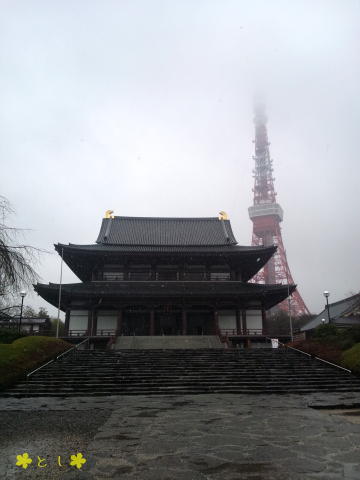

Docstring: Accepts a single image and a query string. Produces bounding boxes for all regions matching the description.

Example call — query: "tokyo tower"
[248,103,309,316]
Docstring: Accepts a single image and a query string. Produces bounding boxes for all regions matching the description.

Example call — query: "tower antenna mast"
[248,103,309,316]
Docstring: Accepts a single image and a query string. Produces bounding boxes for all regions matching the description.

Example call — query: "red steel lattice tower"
[248,104,309,316]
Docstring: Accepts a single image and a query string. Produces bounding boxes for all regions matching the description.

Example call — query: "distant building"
[301,293,360,332]
[35,213,296,346]
[0,317,51,334]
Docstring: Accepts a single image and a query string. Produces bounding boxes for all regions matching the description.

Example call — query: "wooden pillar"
[92,310,98,336]
[117,309,123,335]
[149,309,155,336]
[261,307,267,335]
[241,309,247,334]
[213,310,219,335]
[182,308,187,335]
[151,263,157,280]
[205,264,210,281]
[236,308,241,335]
[124,263,129,280]
[64,309,70,335]
[179,263,185,280]
[242,309,250,348]
[87,310,93,336]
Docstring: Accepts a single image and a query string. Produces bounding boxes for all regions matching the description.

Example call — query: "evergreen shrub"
[342,343,360,374]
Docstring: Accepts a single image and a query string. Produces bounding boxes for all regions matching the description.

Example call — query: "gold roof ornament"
[218,211,229,220]
[104,210,114,219]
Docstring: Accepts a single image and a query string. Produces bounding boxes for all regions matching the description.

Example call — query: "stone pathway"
[1,393,360,479]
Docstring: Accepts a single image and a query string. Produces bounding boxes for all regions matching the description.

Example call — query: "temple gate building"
[35,213,296,345]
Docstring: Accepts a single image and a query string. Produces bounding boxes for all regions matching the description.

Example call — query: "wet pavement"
[1,393,360,479]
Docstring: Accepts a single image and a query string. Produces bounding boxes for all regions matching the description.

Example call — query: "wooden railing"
[66,329,117,337]
[219,328,265,336]
[94,329,117,336]
[28,329,117,337]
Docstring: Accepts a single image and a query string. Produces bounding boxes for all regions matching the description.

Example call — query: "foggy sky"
[1,0,359,317]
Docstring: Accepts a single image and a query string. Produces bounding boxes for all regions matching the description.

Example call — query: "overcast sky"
[1,0,359,317]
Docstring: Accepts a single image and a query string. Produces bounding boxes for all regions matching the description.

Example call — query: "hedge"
[342,343,360,374]
[0,336,71,389]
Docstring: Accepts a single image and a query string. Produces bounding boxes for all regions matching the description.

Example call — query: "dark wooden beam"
[182,308,187,335]
[149,310,155,335]
[236,308,241,335]
[92,309,98,336]
[213,309,219,335]
[64,309,70,335]
[117,309,123,335]
[241,309,247,333]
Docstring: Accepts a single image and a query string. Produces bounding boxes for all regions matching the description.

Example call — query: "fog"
[1,0,359,317]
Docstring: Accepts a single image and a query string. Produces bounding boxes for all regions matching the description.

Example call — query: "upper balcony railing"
[94,270,233,281]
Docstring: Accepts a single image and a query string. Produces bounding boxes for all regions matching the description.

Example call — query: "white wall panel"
[246,310,263,331]
[69,310,88,331]
[97,311,117,333]
[218,310,236,330]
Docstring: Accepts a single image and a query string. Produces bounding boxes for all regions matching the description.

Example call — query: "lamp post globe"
[19,291,27,333]
[323,291,331,323]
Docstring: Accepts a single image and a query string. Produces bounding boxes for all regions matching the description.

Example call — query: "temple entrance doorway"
[155,312,181,335]
[187,312,213,335]
[122,311,148,336]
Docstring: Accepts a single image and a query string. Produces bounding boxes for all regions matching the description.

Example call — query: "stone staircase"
[3,348,360,397]
[114,335,223,349]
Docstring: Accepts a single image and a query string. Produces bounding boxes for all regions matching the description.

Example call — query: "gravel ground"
[0,409,110,480]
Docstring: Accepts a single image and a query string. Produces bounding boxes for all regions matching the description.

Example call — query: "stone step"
[28,369,353,376]
[27,373,352,380]
[16,383,358,393]
[11,378,360,389]
[5,387,360,398]
[9,382,360,391]
[19,376,358,385]
[27,372,353,381]
[40,360,336,367]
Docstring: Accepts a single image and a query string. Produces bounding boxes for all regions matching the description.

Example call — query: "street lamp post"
[323,291,330,323]
[19,291,26,333]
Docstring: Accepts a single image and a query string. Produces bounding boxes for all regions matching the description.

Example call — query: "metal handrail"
[311,356,351,373]
[26,337,90,381]
[26,358,55,380]
[56,336,90,361]
[265,336,351,373]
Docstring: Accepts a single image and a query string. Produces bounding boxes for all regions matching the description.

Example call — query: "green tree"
[49,318,65,336]
[23,306,37,317]
[38,307,49,318]
[266,310,316,336]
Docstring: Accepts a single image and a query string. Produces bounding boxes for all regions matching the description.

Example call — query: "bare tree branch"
[0,196,40,306]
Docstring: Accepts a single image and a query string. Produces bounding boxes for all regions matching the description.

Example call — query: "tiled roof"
[0,317,48,325]
[301,293,360,331]
[54,242,276,283]
[35,281,296,310]
[96,217,237,246]
[57,243,272,254]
